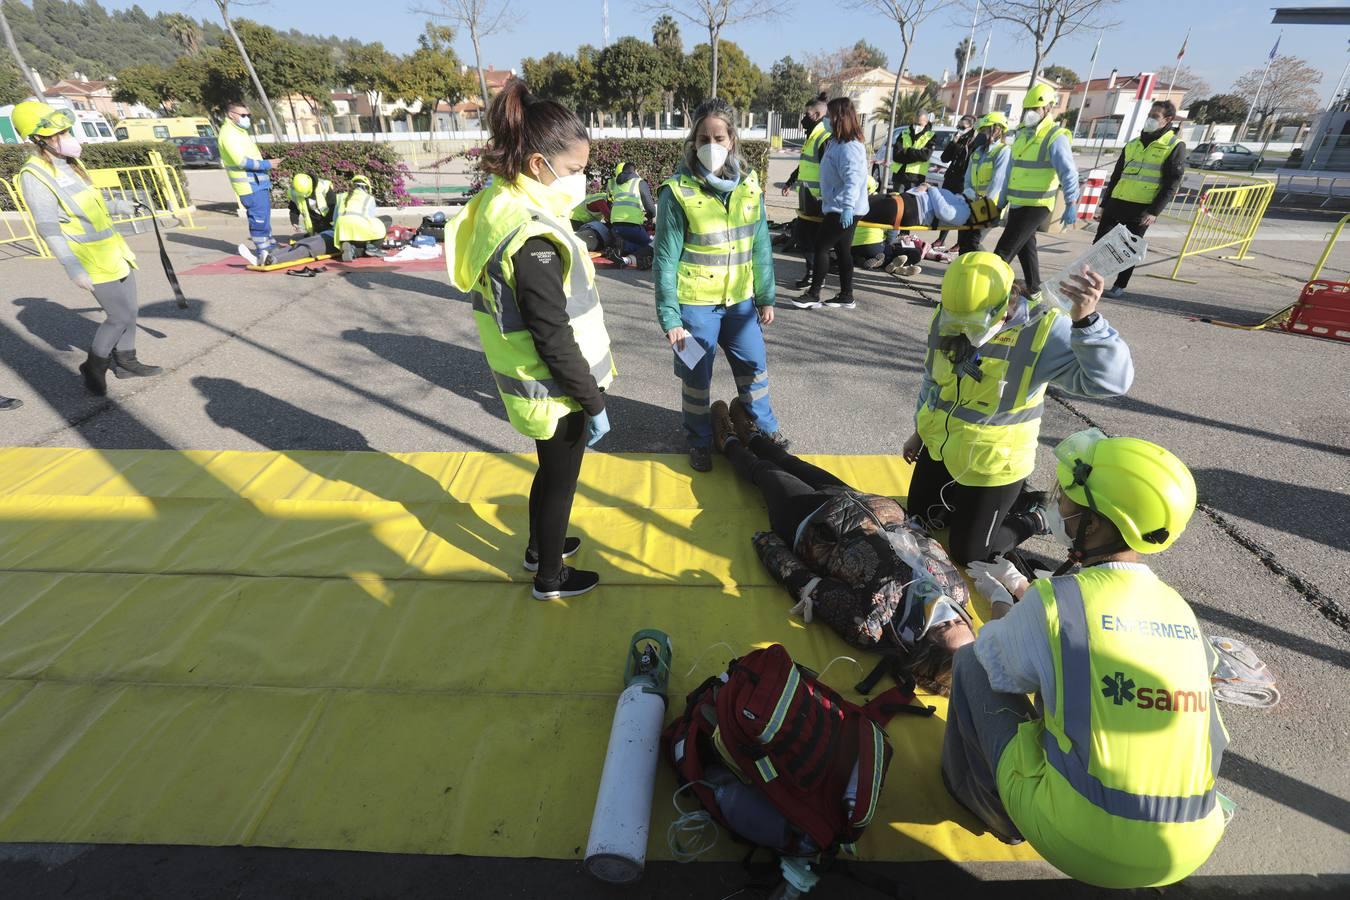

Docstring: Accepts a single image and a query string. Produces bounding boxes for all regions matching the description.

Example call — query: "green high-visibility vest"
[916,301,1060,487]
[1110,130,1179,205]
[969,142,1009,195]
[891,128,934,177]
[333,187,386,244]
[447,175,615,440]
[18,156,136,284]
[290,177,333,234]
[661,168,763,307]
[571,191,607,224]
[608,169,645,225]
[996,568,1227,888]
[797,121,832,204]
[1008,116,1073,209]
[218,120,267,198]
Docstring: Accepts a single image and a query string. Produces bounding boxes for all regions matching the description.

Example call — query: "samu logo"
[1101,671,1136,705]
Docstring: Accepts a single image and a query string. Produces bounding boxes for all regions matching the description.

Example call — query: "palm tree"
[652,14,681,54]
[163,13,202,57]
[874,84,943,127]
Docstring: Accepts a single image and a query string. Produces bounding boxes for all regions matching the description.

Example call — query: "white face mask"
[1021,109,1043,128]
[697,141,729,173]
[1144,116,1165,133]
[54,133,82,159]
[542,158,588,211]
[1044,506,1082,547]
[1003,133,1016,145]
[236,115,252,130]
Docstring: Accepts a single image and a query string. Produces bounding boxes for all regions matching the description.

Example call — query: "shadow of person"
[167,232,242,255]
[13,296,169,353]
[1192,467,1350,554]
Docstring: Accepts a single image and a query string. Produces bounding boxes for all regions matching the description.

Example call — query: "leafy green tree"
[682,40,761,119]
[1187,93,1248,125]
[211,2,285,137]
[761,56,815,114]
[1,56,32,104]
[1041,64,1079,88]
[598,36,667,133]
[846,39,888,69]
[522,51,583,107]
[396,24,472,132]
[111,64,171,111]
[338,42,401,133]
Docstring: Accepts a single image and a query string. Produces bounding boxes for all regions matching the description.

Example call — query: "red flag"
[1177,30,1189,60]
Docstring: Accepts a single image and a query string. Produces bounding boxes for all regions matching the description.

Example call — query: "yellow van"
[114,117,215,141]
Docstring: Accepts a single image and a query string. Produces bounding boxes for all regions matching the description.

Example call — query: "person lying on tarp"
[707,397,973,694]
[861,182,1001,234]
[252,232,335,268]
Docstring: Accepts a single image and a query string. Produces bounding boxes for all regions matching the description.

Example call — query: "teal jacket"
[653,165,776,333]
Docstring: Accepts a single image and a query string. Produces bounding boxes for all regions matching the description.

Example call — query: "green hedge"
[455,138,771,199]
[264,141,414,208]
[0,141,187,211]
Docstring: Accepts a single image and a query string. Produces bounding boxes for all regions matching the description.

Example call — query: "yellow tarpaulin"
[0,447,1038,863]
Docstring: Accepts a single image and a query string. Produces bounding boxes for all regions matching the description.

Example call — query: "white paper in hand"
[674,338,706,370]
[1041,224,1147,313]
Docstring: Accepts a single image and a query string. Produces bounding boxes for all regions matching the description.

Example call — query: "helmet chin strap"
[1052,458,1128,575]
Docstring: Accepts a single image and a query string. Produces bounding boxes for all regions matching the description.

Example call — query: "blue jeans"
[611,222,652,255]
[676,299,778,448]
[239,188,275,251]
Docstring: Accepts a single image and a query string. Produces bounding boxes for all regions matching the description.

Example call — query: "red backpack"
[662,643,933,857]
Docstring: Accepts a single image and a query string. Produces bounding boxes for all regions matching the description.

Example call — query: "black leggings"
[795,216,820,276]
[529,410,588,583]
[725,434,847,542]
[905,448,1040,565]
[994,206,1051,292]
[809,212,857,298]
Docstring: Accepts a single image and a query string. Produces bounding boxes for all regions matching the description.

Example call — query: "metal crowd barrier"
[0,178,47,258]
[1162,179,1276,281]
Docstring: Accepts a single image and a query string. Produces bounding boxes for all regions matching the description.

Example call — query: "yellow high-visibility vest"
[18,156,135,284]
[969,142,1009,195]
[1007,116,1072,209]
[607,172,646,225]
[797,121,832,206]
[891,128,934,177]
[1110,130,1179,205]
[291,177,333,234]
[661,169,763,307]
[218,120,269,198]
[333,188,387,244]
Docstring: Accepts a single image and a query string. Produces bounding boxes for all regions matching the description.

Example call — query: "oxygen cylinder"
[584,629,673,883]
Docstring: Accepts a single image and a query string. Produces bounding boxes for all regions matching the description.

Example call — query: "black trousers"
[726,434,847,542]
[905,448,1040,566]
[993,206,1051,292]
[809,212,858,299]
[529,410,588,584]
[1094,198,1153,289]
[956,227,984,254]
[795,216,820,276]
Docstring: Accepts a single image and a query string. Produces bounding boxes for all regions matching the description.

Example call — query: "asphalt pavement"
[0,161,1347,898]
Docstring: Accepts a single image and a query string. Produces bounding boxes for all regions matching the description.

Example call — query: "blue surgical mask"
[237,115,252,130]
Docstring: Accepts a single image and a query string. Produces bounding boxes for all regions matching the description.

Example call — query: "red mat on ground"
[181,254,447,277]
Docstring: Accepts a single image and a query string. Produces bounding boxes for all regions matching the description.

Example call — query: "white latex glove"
[71,271,94,292]
[970,557,1030,596]
[789,576,821,623]
[966,561,1019,607]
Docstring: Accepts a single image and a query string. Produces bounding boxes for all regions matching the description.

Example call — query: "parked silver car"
[1187,142,1261,172]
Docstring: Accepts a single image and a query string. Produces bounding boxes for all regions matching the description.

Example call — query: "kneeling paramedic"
[942,431,1229,888]
[606,161,656,262]
[289,173,337,237]
[903,252,1133,566]
[334,175,389,261]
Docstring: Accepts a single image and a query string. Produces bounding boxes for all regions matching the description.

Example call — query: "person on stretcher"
[708,397,974,694]
[861,182,999,234]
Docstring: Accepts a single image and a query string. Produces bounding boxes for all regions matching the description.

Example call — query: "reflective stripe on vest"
[608,175,645,224]
[797,122,831,201]
[1111,131,1178,204]
[219,121,268,197]
[663,169,763,306]
[969,143,1008,194]
[291,178,333,233]
[1008,118,1071,208]
[892,129,934,176]
[18,158,133,283]
[571,191,607,223]
[1042,576,1228,823]
[333,188,385,243]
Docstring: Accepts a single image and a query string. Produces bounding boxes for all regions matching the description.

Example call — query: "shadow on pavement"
[167,232,242,255]
[1220,751,1350,836]
[1192,468,1350,553]
[1190,600,1350,671]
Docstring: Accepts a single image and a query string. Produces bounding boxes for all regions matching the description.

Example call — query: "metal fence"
[0,178,44,259]
[1160,179,1276,281]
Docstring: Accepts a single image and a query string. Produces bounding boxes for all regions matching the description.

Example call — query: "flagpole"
[955,1,980,119]
[1073,30,1103,139]
[1241,32,1279,142]
[1167,28,1189,95]
[969,30,993,116]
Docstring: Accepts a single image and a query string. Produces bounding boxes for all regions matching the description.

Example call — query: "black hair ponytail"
[481,78,589,181]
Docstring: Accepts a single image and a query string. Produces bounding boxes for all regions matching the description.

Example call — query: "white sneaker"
[237,243,258,266]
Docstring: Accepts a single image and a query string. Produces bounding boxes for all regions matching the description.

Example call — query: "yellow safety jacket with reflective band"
[969,142,1009,195]
[18,156,136,284]
[291,178,333,234]
[1008,115,1072,209]
[333,187,387,244]
[570,191,607,224]
[607,174,645,225]
[447,175,615,440]
[916,301,1060,487]
[997,568,1228,888]
[853,175,886,247]
[218,120,267,198]
[1110,130,1178,205]
[892,129,934,177]
[797,121,832,211]
[662,168,762,307]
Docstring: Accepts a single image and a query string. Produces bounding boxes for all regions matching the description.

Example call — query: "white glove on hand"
[71,271,95,292]
[789,576,821,623]
[969,557,1030,595]
[967,560,1023,606]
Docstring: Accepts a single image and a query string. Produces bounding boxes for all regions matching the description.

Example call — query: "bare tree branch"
[980,0,1119,83]
[639,0,780,98]
[412,0,515,132]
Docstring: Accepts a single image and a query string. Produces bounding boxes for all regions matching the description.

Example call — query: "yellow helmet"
[1023,83,1058,110]
[939,251,1014,340]
[291,173,314,197]
[1054,430,1197,554]
[351,174,371,189]
[12,100,75,139]
[977,111,1009,130]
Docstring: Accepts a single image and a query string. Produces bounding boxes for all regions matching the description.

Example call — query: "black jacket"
[892,124,934,166]
[288,188,337,233]
[1104,128,1187,217]
[940,130,978,193]
[512,235,605,416]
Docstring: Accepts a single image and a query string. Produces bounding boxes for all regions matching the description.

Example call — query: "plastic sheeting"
[0,447,1038,863]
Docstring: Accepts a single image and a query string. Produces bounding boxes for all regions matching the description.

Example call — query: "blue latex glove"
[839,207,855,229]
[586,408,610,447]
[1060,205,1078,228]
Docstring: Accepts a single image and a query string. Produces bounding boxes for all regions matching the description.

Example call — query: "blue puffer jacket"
[820,139,869,216]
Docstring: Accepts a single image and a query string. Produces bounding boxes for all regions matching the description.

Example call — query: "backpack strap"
[862,685,936,725]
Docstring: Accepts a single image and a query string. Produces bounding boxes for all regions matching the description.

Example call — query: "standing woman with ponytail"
[13,101,161,395]
[447,80,615,601]
[654,98,784,473]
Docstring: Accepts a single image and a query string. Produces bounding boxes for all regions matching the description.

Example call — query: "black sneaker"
[532,566,600,601]
[767,431,791,451]
[689,445,713,472]
[793,275,813,289]
[523,536,582,572]
[822,295,856,309]
[788,293,822,309]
